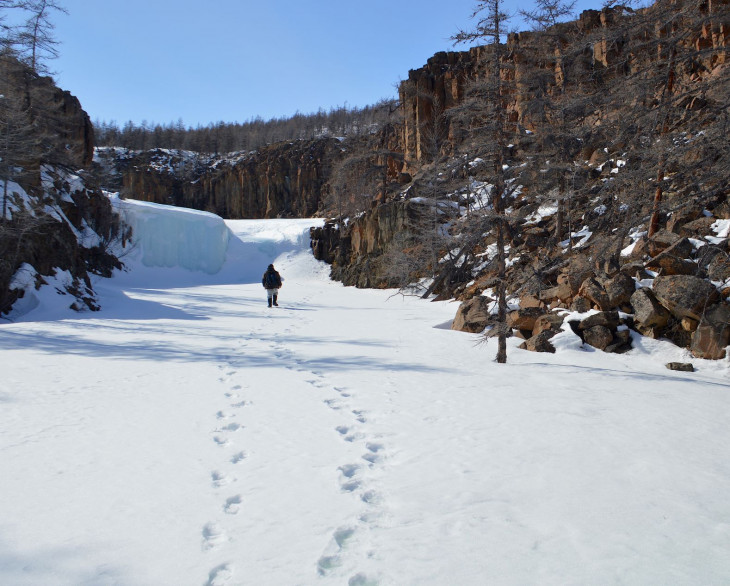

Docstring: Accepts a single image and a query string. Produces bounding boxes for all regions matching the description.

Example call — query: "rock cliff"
[104,138,345,219]
[0,58,121,316]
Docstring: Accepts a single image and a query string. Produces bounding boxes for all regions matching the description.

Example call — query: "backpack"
[263,270,279,289]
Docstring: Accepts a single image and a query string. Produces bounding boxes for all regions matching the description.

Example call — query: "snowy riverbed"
[1,207,729,586]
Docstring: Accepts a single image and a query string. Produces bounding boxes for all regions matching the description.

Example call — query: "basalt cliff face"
[98,138,345,220]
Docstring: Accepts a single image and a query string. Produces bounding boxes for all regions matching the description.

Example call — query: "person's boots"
[273,294,278,307]
[268,297,272,307]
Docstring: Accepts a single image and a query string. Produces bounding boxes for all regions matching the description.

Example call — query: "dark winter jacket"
[262,267,282,289]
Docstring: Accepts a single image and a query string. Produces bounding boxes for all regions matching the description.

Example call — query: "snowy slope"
[1,204,729,586]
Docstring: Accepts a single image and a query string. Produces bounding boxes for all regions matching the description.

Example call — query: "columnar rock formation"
[114,139,344,220]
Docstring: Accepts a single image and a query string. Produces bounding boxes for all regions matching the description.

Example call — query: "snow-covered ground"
[1,203,729,586]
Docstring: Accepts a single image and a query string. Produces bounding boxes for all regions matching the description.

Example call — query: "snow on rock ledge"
[113,197,229,274]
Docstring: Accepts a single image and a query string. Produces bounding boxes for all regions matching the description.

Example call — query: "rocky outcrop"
[398,2,730,169]
[114,139,344,219]
[0,56,94,169]
[311,197,439,288]
[0,58,120,316]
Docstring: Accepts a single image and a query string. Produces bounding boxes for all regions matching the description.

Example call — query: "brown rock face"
[452,296,493,333]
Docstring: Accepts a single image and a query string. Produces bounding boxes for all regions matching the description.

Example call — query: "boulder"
[532,313,565,336]
[678,217,717,238]
[707,253,730,283]
[605,329,633,354]
[602,272,636,307]
[644,236,698,276]
[666,362,695,372]
[578,277,611,310]
[578,311,620,331]
[653,275,720,321]
[630,288,671,337]
[539,283,574,304]
[570,296,592,313]
[451,296,492,333]
[583,325,614,350]
[666,208,702,233]
[645,254,698,276]
[697,244,727,269]
[519,293,544,309]
[506,307,546,331]
[690,303,730,359]
[620,261,652,280]
[631,229,683,259]
[519,329,557,353]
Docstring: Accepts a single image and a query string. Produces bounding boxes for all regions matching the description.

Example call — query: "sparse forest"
[93,99,399,153]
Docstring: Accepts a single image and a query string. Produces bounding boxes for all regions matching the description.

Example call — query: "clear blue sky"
[51,0,601,128]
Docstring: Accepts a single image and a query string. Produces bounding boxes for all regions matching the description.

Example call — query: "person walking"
[262,264,282,307]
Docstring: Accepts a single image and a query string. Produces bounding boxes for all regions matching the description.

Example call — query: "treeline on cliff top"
[93,98,398,154]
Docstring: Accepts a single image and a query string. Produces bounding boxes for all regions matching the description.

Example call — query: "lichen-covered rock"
[707,254,730,283]
[583,325,614,350]
[630,288,671,337]
[690,303,730,359]
[602,272,636,308]
[653,275,720,321]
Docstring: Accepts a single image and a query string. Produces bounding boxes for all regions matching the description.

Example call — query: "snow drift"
[112,197,230,274]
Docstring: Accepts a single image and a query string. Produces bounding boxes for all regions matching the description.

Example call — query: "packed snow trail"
[1,215,729,586]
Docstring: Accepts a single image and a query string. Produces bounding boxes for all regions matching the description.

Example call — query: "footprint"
[324,399,341,410]
[202,522,226,551]
[362,453,379,464]
[339,463,359,478]
[219,423,242,432]
[224,495,242,515]
[211,470,230,487]
[317,527,356,576]
[317,555,342,575]
[213,435,230,447]
[230,400,248,408]
[334,526,356,548]
[206,563,234,586]
[348,572,379,586]
[230,451,246,464]
[360,490,381,505]
[352,410,367,423]
[216,410,234,419]
[334,387,351,398]
[336,425,350,436]
[363,442,384,464]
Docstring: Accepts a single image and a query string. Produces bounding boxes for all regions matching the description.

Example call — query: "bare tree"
[13,0,67,74]
[452,0,514,363]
